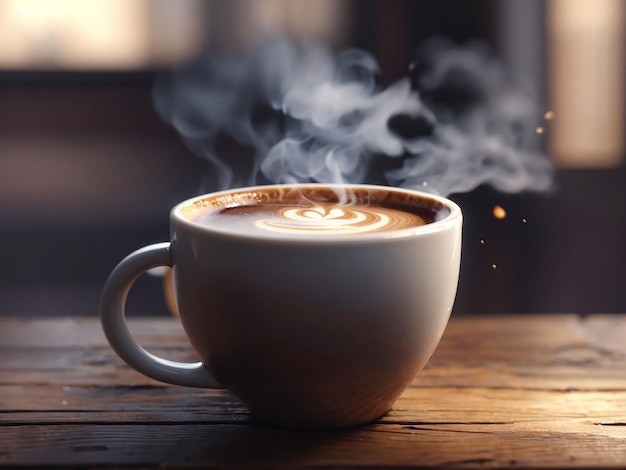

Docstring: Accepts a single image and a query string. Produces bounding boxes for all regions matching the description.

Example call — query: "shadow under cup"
[101,184,463,429]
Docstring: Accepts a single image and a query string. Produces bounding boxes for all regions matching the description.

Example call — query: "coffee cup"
[100,183,462,429]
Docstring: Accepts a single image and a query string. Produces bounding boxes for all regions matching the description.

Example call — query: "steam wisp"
[153,37,552,197]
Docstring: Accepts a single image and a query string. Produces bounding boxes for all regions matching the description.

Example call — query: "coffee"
[187,186,447,236]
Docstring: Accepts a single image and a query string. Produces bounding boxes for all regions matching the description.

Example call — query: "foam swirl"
[256,205,401,235]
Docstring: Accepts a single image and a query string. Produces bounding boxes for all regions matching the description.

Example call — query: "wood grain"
[1,314,625,468]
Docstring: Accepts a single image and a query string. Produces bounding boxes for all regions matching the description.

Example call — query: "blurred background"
[1,0,625,317]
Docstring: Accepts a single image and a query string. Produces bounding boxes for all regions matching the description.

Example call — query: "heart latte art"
[189,188,443,237]
[254,204,420,235]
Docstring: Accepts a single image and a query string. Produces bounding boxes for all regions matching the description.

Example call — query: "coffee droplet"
[491,264,497,270]
[422,181,428,187]
[544,110,554,121]
[480,239,485,245]
[536,126,545,135]
[522,218,527,224]
[492,205,507,219]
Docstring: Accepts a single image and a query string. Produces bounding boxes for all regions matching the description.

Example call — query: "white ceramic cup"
[100,183,462,429]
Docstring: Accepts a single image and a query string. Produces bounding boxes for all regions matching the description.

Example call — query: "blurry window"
[0,0,206,70]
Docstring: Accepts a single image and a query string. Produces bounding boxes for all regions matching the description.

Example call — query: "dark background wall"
[1,0,625,317]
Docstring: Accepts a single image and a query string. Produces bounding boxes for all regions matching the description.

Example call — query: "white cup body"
[169,184,462,428]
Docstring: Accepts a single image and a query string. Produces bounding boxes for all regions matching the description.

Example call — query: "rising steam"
[153,36,552,196]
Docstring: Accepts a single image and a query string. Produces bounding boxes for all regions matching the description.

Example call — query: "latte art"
[258,205,394,234]
[193,200,434,236]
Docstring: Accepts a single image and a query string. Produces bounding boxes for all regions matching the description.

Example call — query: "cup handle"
[100,242,222,388]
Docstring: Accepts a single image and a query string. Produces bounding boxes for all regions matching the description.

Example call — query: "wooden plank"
[0,347,199,386]
[387,387,626,424]
[2,385,625,425]
[2,314,621,362]
[2,345,625,389]
[0,421,624,468]
[0,384,246,418]
[0,317,192,349]
[580,314,626,353]
[432,314,621,364]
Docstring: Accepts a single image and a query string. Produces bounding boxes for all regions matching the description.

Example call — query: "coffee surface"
[187,187,445,236]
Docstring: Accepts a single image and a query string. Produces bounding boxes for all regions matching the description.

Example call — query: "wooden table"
[1,314,625,468]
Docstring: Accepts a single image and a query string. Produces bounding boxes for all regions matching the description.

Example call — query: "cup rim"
[171,183,462,243]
